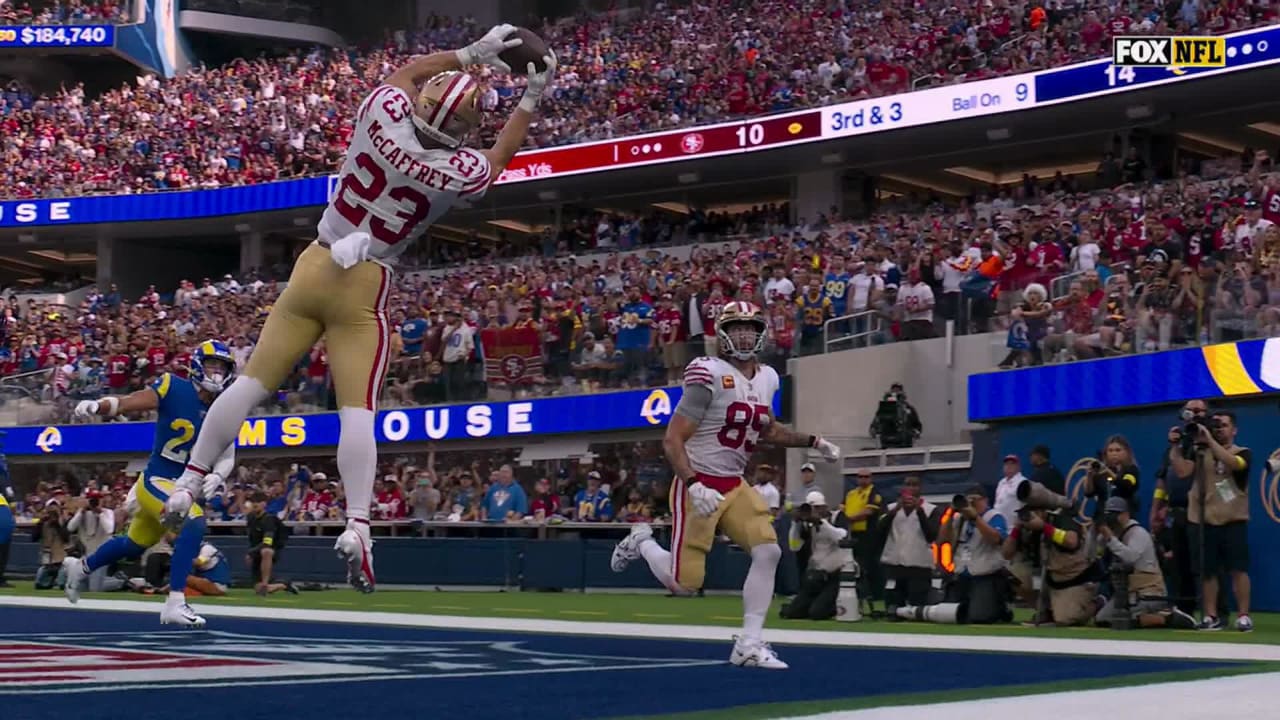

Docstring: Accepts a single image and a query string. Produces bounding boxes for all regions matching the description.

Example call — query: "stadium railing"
[823,309,882,353]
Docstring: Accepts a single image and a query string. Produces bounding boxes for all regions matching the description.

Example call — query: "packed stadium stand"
[0,0,1274,612]
[3,2,1277,198]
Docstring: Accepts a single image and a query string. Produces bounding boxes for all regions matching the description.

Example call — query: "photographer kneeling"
[897,485,1009,625]
[1095,497,1197,629]
[780,491,850,620]
[1007,497,1097,627]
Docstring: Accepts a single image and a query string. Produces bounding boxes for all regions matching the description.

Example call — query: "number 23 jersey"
[682,356,779,481]
[318,84,493,262]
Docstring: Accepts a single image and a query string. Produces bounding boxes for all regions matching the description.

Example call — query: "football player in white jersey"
[165,24,557,593]
[611,301,841,669]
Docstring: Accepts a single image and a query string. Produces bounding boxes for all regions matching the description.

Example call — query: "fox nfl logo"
[1112,36,1226,67]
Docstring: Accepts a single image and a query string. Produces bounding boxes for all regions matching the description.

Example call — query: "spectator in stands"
[439,310,473,402]
[481,465,528,522]
[574,471,612,522]
[374,475,407,520]
[408,469,441,521]
[528,477,561,520]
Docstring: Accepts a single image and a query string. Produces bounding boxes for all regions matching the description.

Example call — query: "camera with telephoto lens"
[88,496,100,510]
[951,494,968,512]
[1015,479,1075,513]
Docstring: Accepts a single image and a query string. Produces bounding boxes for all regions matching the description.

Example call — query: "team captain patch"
[721,376,735,389]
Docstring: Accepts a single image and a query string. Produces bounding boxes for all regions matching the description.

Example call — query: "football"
[498,27,550,75]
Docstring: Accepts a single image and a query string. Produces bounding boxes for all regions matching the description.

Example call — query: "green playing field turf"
[4,584,1277,645]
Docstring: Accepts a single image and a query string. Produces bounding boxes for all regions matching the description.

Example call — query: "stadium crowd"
[4,3,1277,198]
[0,0,128,25]
[0,151,1278,420]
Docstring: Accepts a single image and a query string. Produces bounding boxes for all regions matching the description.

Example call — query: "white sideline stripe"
[2,595,1277,662]
[785,671,1280,720]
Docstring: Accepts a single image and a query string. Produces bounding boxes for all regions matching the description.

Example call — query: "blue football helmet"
[190,339,236,394]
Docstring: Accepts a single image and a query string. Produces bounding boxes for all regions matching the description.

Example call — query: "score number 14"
[1105,65,1138,87]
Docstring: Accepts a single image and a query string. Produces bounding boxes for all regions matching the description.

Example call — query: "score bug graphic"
[613,110,822,166]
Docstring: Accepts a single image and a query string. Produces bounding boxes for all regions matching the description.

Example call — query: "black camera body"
[951,494,968,512]
[1179,414,1221,459]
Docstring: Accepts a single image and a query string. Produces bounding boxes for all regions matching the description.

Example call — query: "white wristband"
[455,48,474,67]
[102,396,120,417]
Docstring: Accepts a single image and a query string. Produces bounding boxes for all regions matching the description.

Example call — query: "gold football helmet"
[413,71,482,149]
[716,300,767,361]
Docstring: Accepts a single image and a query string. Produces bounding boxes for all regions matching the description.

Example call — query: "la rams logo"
[1261,449,1280,523]
[640,389,673,426]
[36,426,62,454]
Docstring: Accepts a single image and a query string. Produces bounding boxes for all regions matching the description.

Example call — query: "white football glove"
[517,51,557,112]
[455,23,522,73]
[329,231,371,269]
[814,436,841,462]
[202,473,227,501]
[73,400,99,419]
[687,481,725,517]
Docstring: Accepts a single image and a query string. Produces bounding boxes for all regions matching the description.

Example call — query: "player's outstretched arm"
[481,51,557,181]
[760,412,842,461]
[74,387,159,419]
[385,24,523,97]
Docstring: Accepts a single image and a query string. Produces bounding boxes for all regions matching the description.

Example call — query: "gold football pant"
[245,243,393,409]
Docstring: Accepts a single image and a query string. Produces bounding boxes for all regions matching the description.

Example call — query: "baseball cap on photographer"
[805,491,827,506]
[800,462,816,472]
[1104,496,1129,514]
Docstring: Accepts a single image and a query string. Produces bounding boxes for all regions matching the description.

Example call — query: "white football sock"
[168,591,186,604]
[180,376,269,481]
[743,543,780,642]
[639,538,680,592]
[337,406,377,522]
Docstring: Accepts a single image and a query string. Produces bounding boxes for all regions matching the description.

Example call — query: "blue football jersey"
[144,373,210,480]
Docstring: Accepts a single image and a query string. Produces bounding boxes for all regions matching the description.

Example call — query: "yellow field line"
[491,607,539,613]
[559,610,608,616]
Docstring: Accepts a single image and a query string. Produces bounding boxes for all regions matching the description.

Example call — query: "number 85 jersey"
[317,84,492,263]
[681,356,780,481]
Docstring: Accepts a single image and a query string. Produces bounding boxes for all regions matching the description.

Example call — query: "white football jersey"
[682,356,780,479]
[317,84,492,262]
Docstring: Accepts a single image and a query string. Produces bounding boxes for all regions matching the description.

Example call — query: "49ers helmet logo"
[500,355,528,382]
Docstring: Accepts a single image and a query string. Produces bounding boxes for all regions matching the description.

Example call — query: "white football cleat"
[160,599,206,628]
[611,523,653,572]
[335,522,375,593]
[729,635,788,670]
[62,557,87,604]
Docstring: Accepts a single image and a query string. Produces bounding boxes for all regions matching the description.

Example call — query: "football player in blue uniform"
[63,340,238,626]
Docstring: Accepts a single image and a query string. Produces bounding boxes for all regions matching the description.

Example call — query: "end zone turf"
[0,594,1276,720]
